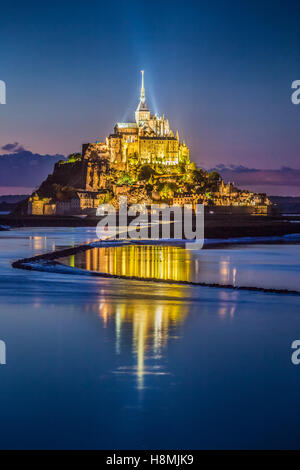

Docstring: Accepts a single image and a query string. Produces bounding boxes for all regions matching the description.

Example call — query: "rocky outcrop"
[36,157,112,198]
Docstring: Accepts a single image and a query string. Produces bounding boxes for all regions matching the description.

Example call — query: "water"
[1,228,300,449]
[60,243,300,291]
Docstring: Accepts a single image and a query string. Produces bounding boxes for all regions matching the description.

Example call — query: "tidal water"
[60,242,300,291]
[1,228,300,449]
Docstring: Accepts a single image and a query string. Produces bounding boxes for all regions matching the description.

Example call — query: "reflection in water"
[85,288,237,390]
[29,236,48,252]
[59,243,300,291]
[60,245,242,287]
[59,245,246,390]
[97,297,188,390]
[219,257,237,286]
[57,242,300,392]
[62,245,195,282]
[3,229,300,448]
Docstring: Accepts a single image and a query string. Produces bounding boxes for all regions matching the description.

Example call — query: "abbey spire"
[140,69,145,102]
[135,70,150,124]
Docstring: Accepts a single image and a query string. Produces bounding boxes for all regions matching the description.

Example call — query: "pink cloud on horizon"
[0,187,33,196]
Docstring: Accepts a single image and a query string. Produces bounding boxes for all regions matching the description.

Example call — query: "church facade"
[82,71,190,168]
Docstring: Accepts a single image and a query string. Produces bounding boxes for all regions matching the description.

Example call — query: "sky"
[0,0,300,194]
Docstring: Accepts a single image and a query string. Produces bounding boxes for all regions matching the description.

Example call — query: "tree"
[65,153,81,164]
[206,171,221,192]
[191,168,206,185]
[189,162,197,171]
[138,164,155,182]
[98,192,113,204]
[128,152,139,167]
[117,172,134,185]
[159,182,178,200]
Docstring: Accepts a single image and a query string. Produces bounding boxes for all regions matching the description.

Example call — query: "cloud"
[210,164,300,186]
[0,144,66,188]
[1,142,26,153]
[213,164,257,173]
[209,165,300,196]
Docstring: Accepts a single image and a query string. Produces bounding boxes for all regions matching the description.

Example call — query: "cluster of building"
[173,180,271,214]
[27,71,271,216]
[28,182,271,216]
[28,191,107,216]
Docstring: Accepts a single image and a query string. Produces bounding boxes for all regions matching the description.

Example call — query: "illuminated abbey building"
[82,71,190,168]
[26,71,271,216]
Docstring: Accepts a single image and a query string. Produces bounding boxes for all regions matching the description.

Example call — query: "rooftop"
[116,122,138,128]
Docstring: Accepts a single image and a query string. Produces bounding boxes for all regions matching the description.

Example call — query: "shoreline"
[2,213,300,239]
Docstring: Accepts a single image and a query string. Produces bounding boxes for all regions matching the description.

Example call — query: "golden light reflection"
[219,257,230,284]
[61,245,243,289]
[61,245,242,388]
[98,297,188,390]
[68,245,193,282]
[29,236,48,252]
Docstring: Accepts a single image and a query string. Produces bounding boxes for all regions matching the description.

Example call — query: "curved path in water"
[11,239,300,295]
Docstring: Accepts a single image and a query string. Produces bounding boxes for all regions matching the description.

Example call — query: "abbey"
[82,71,190,168]
[25,71,272,217]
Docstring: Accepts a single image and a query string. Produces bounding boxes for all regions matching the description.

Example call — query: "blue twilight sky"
[0,0,300,170]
